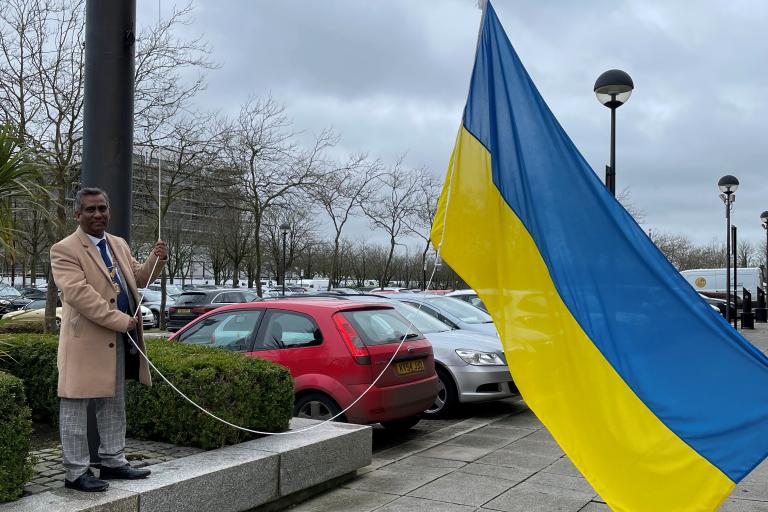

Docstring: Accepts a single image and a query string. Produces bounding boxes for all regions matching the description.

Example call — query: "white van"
[680,268,763,299]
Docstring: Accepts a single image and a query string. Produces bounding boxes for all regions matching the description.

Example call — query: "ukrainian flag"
[431,3,768,511]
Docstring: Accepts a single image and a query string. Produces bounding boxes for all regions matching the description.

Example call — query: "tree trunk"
[421,242,429,290]
[380,237,396,289]
[159,269,167,330]
[329,235,340,290]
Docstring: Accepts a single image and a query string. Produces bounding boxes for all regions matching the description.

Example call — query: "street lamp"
[761,210,768,294]
[718,175,739,323]
[280,223,290,296]
[594,69,634,195]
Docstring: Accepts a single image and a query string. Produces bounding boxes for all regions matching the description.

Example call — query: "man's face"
[75,194,110,237]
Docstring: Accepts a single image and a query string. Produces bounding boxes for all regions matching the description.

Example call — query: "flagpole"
[157,149,161,240]
[475,0,489,53]
[157,0,162,242]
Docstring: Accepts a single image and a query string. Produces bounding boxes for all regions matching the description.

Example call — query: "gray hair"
[74,187,110,212]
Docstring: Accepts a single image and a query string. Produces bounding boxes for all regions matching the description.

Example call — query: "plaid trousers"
[59,334,128,482]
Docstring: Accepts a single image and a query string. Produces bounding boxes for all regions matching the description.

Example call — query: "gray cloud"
[140,0,768,249]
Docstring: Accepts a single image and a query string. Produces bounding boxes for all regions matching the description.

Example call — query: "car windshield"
[342,308,424,345]
[24,299,46,310]
[175,292,208,306]
[427,297,493,324]
[140,290,162,302]
[390,302,451,333]
[0,285,21,298]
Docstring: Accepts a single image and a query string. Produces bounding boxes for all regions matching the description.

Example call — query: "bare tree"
[163,218,195,285]
[360,159,419,288]
[205,231,228,286]
[14,208,48,285]
[221,210,252,288]
[133,1,217,145]
[262,205,320,288]
[738,240,756,268]
[404,172,440,290]
[310,153,380,288]
[224,96,333,295]
[0,0,215,330]
[617,187,645,224]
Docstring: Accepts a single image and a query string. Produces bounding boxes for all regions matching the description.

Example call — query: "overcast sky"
[140,1,768,250]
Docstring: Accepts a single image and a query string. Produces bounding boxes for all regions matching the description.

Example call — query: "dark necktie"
[97,239,130,314]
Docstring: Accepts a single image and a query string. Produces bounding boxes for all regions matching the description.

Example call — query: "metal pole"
[733,225,738,329]
[81,0,136,466]
[81,0,136,240]
[609,106,616,195]
[281,231,287,296]
[725,196,731,324]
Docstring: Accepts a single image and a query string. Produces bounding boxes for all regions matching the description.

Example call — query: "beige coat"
[51,227,165,398]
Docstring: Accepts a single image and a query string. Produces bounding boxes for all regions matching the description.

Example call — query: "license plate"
[396,359,425,375]
[176,308,191,314]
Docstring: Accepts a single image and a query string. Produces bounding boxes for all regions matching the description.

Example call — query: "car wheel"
[423,367,457,418]
[55,317,61,330]
[152,311,159,328]
[380,415,421,431]
[294,393,345,422]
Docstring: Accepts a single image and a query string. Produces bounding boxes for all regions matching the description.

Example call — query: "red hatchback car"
[168,299,438,429]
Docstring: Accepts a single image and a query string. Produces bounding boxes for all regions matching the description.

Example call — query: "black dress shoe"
[99,464,151,480]
[64,470,109,492]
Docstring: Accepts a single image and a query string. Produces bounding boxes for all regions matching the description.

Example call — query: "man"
[51,187,167,492]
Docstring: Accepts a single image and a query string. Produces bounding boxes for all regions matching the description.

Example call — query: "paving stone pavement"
[24,438,203,495]
[288,322,768,512]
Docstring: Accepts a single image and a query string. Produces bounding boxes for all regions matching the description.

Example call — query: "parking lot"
[289,323,768,512]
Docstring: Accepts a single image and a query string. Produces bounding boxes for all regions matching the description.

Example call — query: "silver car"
[446,289,488,312]
[347,296,515,416]
[389,294,499,338]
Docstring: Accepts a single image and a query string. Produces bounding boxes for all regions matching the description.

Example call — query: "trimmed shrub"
[0,322,47,335]
[0,334,59,424]
[0,335,294,449]
[0,371,34,502]
[126,340,294,448]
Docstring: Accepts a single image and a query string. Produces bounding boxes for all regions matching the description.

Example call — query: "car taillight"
[333,313,370,364]
[169,307,177,314]
[191,306,217,314]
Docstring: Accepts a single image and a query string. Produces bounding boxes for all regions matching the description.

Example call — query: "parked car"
[147,283,184,297]
[167,288,260,332]
[1,300,151,329]
[371,287,414,294]
[331,295,515,416]
[698,293,729,316]
[0,284,23,316]
[389,294,498,338]
[446,289,488,312]
[169,298,438,429]
[329,288,364,295]
[138,288,175,328]
[0,303,63,329]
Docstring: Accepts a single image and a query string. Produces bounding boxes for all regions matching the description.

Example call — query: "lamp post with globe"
[718,175,739,324]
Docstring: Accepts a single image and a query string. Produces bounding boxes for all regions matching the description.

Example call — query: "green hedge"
[0,334,59,424]
[0,334,294,449]
[0,371,34,502]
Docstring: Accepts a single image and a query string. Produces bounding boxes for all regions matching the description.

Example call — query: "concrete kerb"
[0,418,372,512]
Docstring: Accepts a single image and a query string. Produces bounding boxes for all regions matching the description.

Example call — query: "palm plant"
[0,123,38,252]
